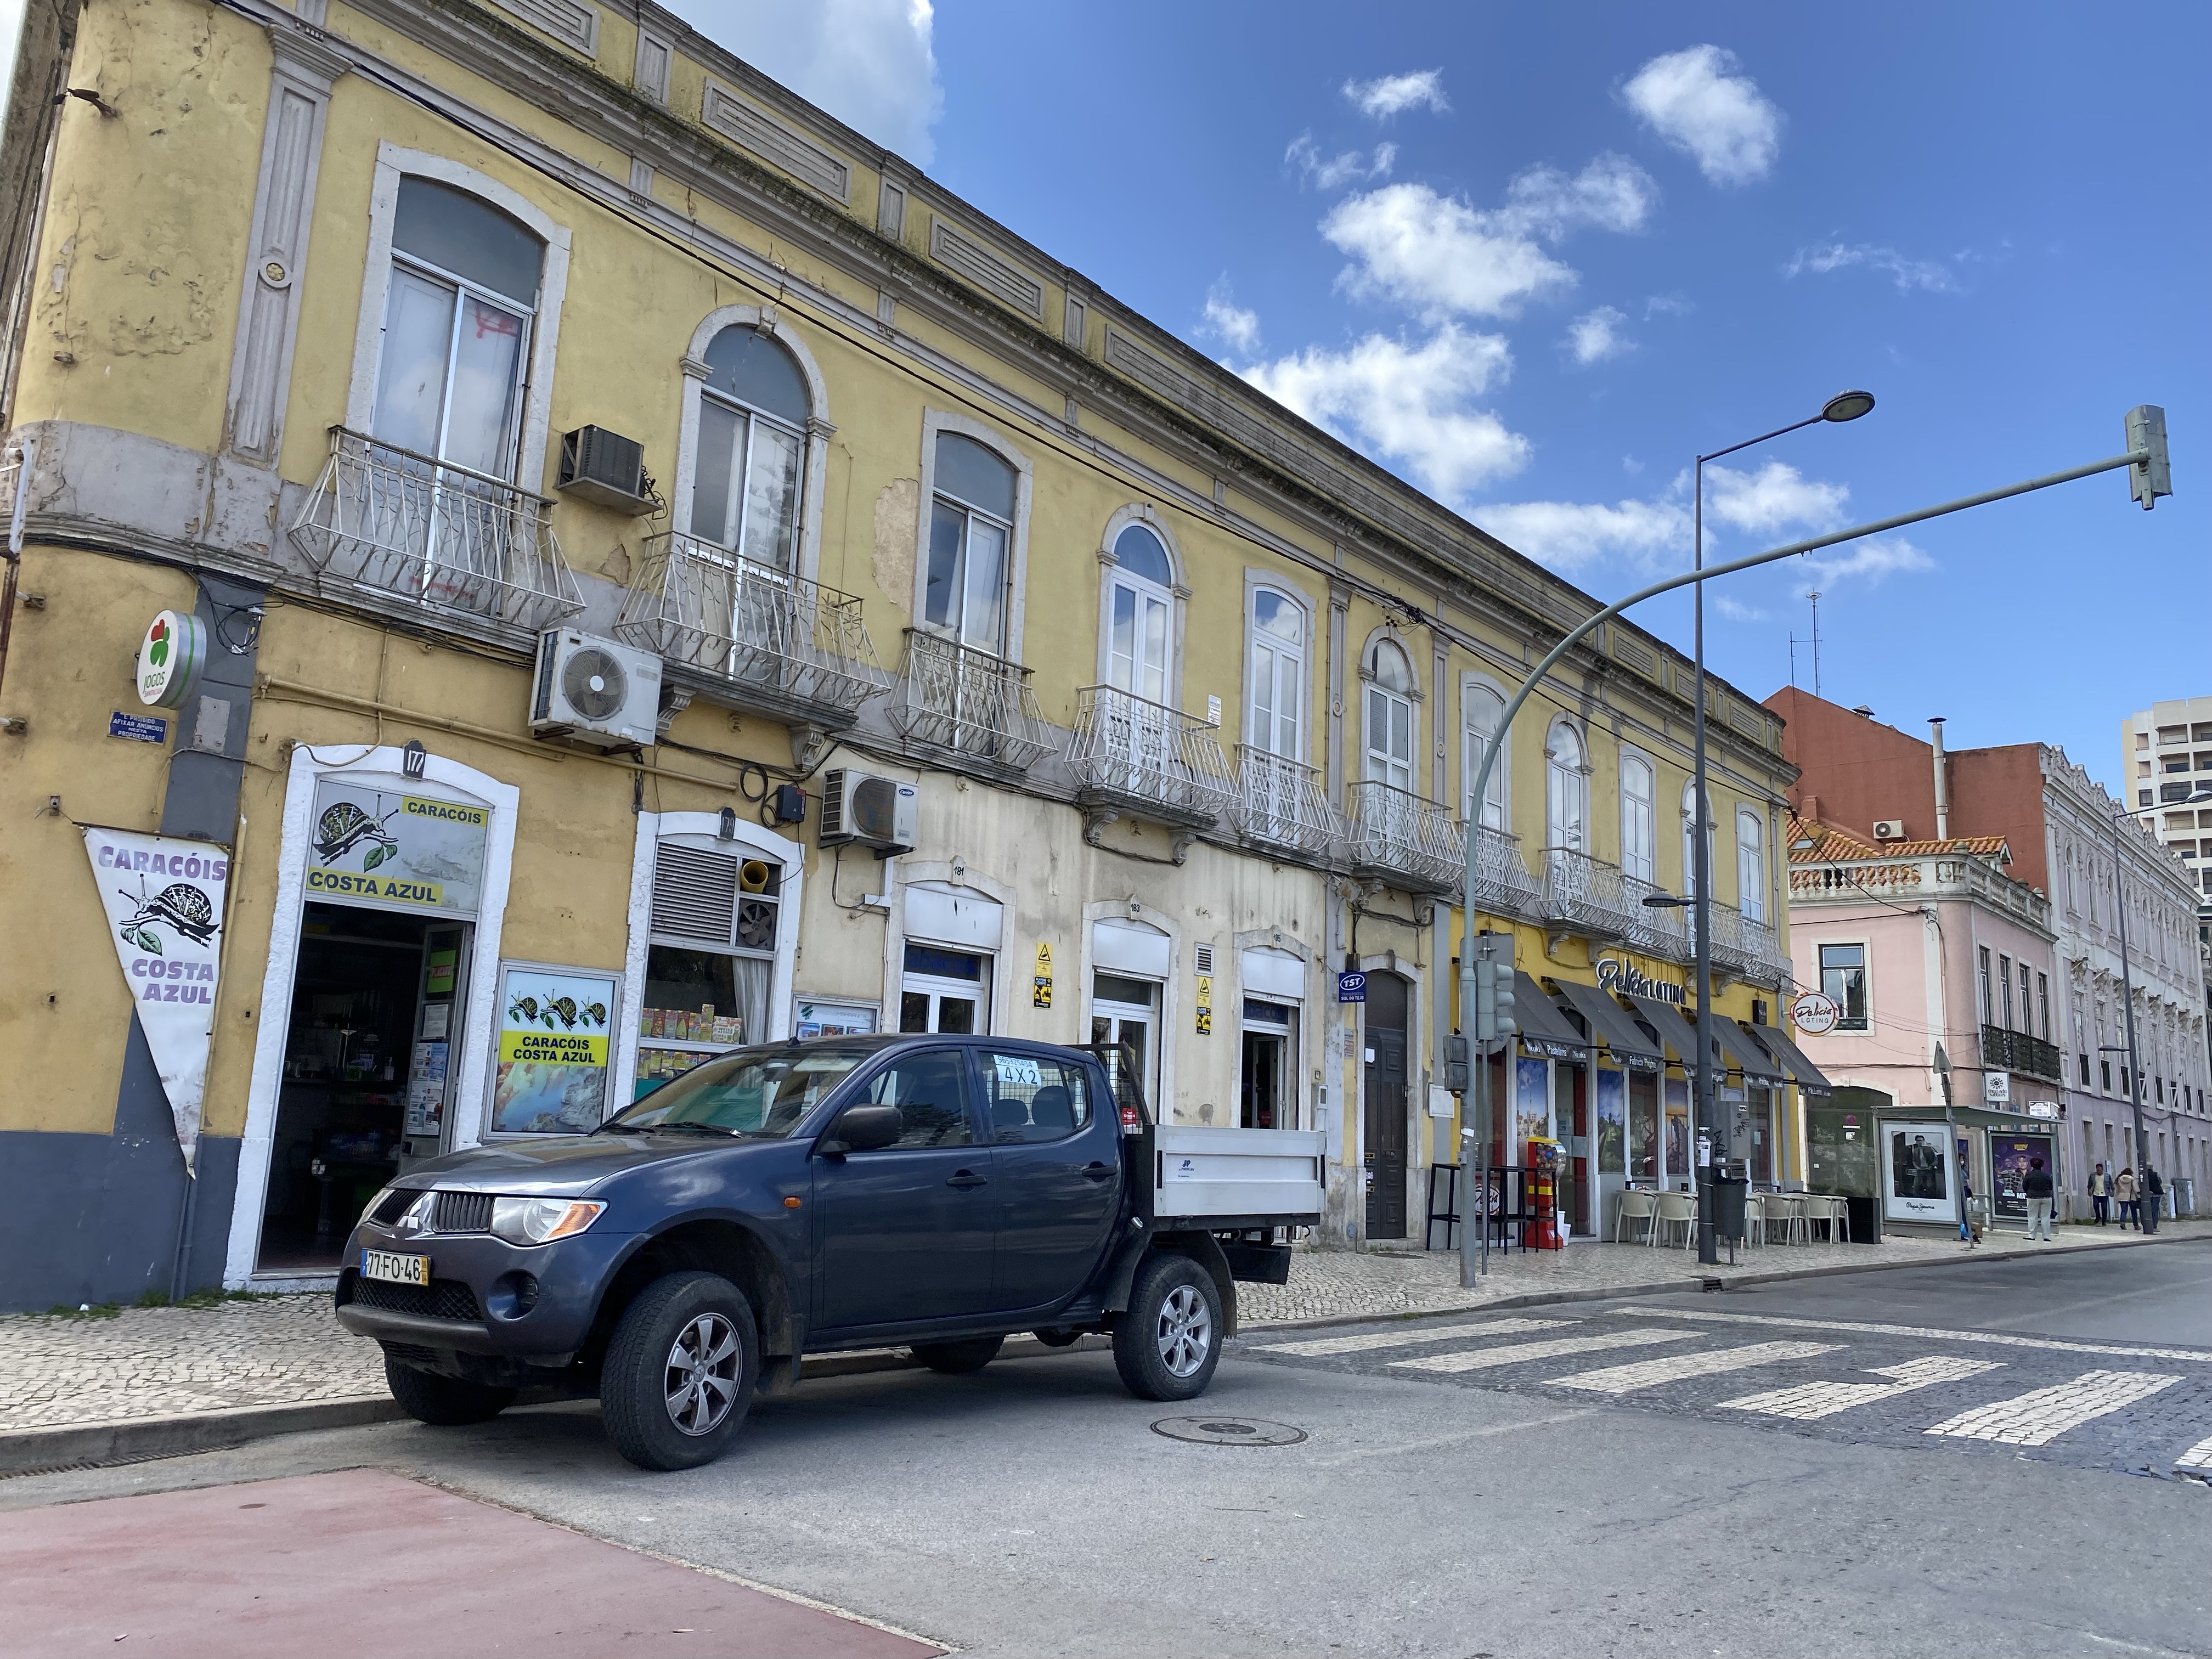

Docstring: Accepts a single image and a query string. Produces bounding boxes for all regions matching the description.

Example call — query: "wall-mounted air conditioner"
[530,629,662,750]
[1872,820,1906,841]
[820,768,918,855]
[556,425,656,513]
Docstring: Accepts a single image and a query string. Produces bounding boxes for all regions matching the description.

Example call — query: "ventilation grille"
[650,843,740,946]
[430,1191,494,1233]
[370,1189,416,1226]
[1194,944,1215,974]
[341,1274,483,1322]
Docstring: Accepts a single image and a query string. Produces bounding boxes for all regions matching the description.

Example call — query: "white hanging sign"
[82,827,230,1175]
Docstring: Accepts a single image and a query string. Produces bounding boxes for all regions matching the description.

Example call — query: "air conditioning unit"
[1872,820,1906,841]
[530,629,661,750]
[820,767,918,855]
[556,425,656,513]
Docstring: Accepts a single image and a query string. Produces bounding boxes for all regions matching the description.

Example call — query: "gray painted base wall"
[0,1013,241,1312]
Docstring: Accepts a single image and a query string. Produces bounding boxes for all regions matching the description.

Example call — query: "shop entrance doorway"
[1362,971,1409,1240]
[1090,973,1160,1111]
[1239,999,1295,1128]
[256,903,470,1272]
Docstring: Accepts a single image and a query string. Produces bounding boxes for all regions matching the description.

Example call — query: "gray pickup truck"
[337,1034,1324,1470]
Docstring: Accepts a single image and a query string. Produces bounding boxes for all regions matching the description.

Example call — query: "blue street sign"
[109,710,168,743]
[1337,971,1367,1003]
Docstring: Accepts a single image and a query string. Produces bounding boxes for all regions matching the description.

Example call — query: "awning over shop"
[1713,1020,1786,1085]
[1625,993,1700,1069]
[1550,977,1663,1072]
[1513,971,1591,1062]
[1742,1022,1833,1096]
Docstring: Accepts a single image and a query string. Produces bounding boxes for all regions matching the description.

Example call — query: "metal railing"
[1982,1023,2065,1081]
[1468,822,1543,920]
[289,428,582,631]
[889,629,1051,772]
[1345,780,1467,894]
[616,532,887,721]
[1065,685,1237,823]
[1233,746,1338,857]
[1622,872,1690,961]
[1543,847,1639,941]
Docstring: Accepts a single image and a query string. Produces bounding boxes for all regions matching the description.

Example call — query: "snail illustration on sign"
[545,996,582,1030]
[313,799,399,870]
[508,995,542,1024]
[116,877,218,955]
[583,1001,608,1028]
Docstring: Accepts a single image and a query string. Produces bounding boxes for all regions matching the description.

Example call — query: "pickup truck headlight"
[490,1197,606,1246]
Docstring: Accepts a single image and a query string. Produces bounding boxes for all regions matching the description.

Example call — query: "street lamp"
[1686,392,1877,1263]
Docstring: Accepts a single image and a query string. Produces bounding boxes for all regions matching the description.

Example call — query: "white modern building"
[2123,695,2212,937]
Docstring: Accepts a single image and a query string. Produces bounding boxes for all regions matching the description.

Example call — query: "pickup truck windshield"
[606,1044,875,1137]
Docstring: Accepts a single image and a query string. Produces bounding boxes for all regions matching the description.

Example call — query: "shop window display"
[635,841,781,1096]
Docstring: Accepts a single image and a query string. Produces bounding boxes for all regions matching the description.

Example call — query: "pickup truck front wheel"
[600,1271,759,1472]
[1113,1252,1222,1401]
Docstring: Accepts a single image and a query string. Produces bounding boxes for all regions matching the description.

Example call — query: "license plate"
[360,1249,431,1286]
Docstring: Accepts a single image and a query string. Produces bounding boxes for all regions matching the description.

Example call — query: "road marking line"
[1922,1370,2182,1446]
[1391,1329,1701,1375]
[1617,1306,2212,1364]
[1309,1408,1603,1468]
[2170,1434,2212,1477]
[1260,1318,1574,1358]
[1719,1355,2004,1420]
[1545,1341,1841,1394]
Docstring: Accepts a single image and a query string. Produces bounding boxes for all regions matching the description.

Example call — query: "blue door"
[980,1049,1122,1311]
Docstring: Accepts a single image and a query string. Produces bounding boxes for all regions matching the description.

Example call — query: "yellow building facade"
[0,0,1804,1306]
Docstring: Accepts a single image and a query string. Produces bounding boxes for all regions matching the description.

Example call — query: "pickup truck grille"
[429,1191,494,1233]
[341,1272,483,1322]
[369,1188,417,1226]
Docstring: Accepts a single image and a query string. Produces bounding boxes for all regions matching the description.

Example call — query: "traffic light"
[1491,961,1517,1039]
[1444,1034,1470,1093]
[1474,960,1497,1042]
[2127,405,2171,510]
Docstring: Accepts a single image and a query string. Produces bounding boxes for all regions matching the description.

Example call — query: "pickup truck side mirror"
[819,1102,902,1156]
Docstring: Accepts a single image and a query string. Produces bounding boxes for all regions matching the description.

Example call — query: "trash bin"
[1710,1173,1749,1243]
[2174,1176,2196,1220]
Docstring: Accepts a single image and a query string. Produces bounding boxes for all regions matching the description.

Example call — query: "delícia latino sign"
[1595,956,1684,1005]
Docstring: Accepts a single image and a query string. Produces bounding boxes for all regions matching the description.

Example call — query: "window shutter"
[651,843,740,946]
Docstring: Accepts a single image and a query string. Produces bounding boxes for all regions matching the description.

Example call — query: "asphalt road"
[6,1241,2209,1659]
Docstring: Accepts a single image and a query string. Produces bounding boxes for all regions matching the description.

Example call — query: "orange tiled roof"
[1785,813,2008,864]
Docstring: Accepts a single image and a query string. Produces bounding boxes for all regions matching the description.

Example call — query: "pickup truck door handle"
[946,1170,988,1189]
[1080,1162,1114,1181]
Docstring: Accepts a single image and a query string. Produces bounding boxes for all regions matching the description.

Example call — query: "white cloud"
[1786,242,1957,294]
[1344,69,1449,120]
[1243,326,1528,502]
[659,0,941,162]
[1564,305,1630,365]
[1620,45,1781,186]
[1198,279,1261,355]
[1796,537,1936,591]
[1477,497,1691,571]
[1714,595,1769,622]
[1644,291,1694,318]
[1323,155,1656,320]
[1703,460,1848,535]
[1285,133,1397,191]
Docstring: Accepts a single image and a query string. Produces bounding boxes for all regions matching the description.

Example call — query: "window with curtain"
[372,177,544,479]
[1546,721,1585,851]
[1620,754,1655,882]
[925,433,1017,652]
[1736,808,1765,922]
[635,841,782,1097]
[1462,682,1505,830]
[1105,523,1173,703]
[1247,588,1304,759]
[687,326,809,569]
[1363,640,1416,792]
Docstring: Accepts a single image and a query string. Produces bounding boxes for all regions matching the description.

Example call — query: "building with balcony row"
[0,0,1803,1308]
[2122,693,2212,936]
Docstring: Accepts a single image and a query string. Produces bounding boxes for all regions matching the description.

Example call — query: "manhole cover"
[1150,1416,1307,1446]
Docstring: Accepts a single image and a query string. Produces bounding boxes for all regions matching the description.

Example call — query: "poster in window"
[795,1000,878,1038]
[491,964,619,1133]
[1594,1069,1627,1175]
[1514,1056,1550,1152]
[1883,1120,1954,1223]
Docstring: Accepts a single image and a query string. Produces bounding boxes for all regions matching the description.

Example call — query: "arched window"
[1620,753,1655,882]
[1681,781,1714,899]
[926,432,1018,651]
[373,177,544,479]
[1462,681,1505,831]
[686,325,809,569]
[1737,807,1766,922]
[1363,639,1416,793]
[1248,587,1305,759]
[1547,721,1586,851]
[1106,523,1173,704]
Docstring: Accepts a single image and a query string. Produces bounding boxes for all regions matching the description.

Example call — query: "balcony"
[1543,847,1640,943]
[1703,902,1790,988]
[1065,685,1238,834]
[1344,780,1466,895]
[290,428,581,632]
[889,629,1051,775]
[1983,1023,2065,1082]
[1234,745,1338,860]
[1467,823,1544,921]
[1621,872,1691,962]
[616,532,887,728]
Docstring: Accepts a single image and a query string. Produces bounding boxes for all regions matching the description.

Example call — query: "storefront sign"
[489,964,618,1133]
[1790,991,1841,1035]
[1595,957,1683,1005]
[795,1000,876,1038]
[136,610,207,709]
[1883,1119,1954,1223]
[1337,971,1367,1004]
[1983,1070,2011,1104]
[81,827,230,1172]
[2023,1099,2058,1120]
[306,778,488,916]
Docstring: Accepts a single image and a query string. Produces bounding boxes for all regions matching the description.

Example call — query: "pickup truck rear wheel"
[911,1336,1003,1374]
[1113,1252,1221,1402]
[600,1271,758,1472]
[383,1356,515,1426]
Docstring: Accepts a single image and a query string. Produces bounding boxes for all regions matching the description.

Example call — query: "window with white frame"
[1681,782,1713,899]
[1819,942,1867,1030]
[1462,681,1506,830]
[1620,753,1655,882]
[1363,640,1417,792]
[1546,721,1586,851]
[635,840,783,1095]
[372,178,544,479]
[924,433,1018,652]
[686,326,809,569]
[1736,808,1766,922]
[1105,523,1174,704]
[1247,587,1305,759]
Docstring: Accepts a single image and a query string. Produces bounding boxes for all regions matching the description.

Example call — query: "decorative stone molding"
[487,0,599,57]
[928,219,1045,319]
[702,80,851,204]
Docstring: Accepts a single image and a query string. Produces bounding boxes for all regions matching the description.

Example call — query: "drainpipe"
[1929,716,1950,841]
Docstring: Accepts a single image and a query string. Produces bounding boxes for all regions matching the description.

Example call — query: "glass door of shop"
[1090,973,1159,1115]
[397,921,470,1173]
[901,941,992,1034]
[1239,998,1296,1129]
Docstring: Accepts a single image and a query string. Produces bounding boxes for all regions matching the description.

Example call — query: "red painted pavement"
[0,1468,944,1656]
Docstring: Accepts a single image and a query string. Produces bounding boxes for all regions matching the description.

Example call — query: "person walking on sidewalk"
[2114,1166,2140,1229]
[2142,1165,2165,1234]
[2024,1157,2055,1240]
[2089,1162,2110,1224]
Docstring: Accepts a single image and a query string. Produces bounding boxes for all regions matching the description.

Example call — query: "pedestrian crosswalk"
[1546,1341,1842,1395]
[1921,1370,2181,1447]
[1721,1356,2005,1420]
[1391,1328,1700,1375]
[1265,1318,1572,1358]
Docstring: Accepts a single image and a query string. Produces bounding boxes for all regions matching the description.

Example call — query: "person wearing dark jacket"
[2023,1158,2055,1240]
[2142,1165,2165,1233]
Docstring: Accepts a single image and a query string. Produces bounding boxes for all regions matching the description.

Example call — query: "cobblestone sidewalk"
[4,1222,2204,1437]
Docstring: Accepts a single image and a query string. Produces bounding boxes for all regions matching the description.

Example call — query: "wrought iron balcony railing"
[1982,1023,2065,1082]
[1543,847,1640,941]
[616,532,887,725]
[1621,872,1691,961]
[289,428,582,631]
[1467,823,1544,921]
[1233,746,1338,858]
[889,629,1051,773]
[1065,685,1237,826]
[1344,780,1466,895]
[1707,900,1756,975]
